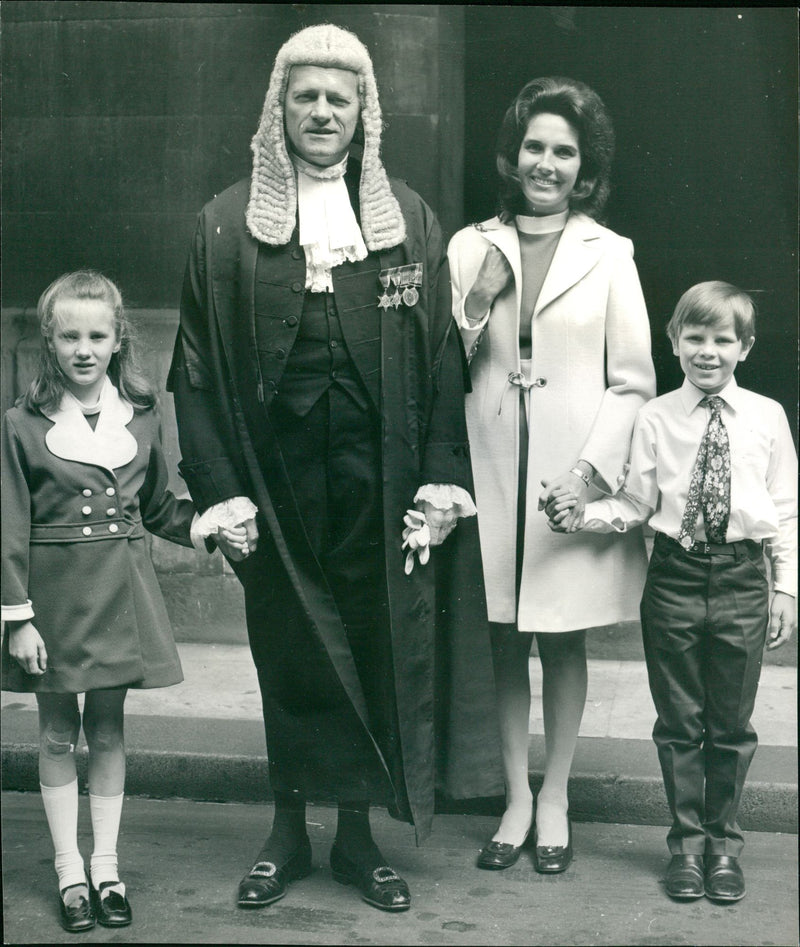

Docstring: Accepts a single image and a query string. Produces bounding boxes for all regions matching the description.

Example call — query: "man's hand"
[216,517,259,561]
[417,500,457,546]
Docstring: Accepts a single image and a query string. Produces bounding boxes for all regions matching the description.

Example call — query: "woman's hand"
[538,470,589,533]
[464,245,513,324]
[8,620,47,675]
[216,517,259,561]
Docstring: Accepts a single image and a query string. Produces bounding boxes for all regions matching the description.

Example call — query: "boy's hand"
[767,591,796,650]
[544,491,582,532]
[216,518,258,561]
[539,475,586,533]
[8,620,48,675]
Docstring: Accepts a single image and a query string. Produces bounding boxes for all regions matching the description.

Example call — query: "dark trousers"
[640,533,769,856]
[265,385,403,798]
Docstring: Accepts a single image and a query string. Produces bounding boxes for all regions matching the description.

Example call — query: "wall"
[463,6,798,428]
[1,2,464,642]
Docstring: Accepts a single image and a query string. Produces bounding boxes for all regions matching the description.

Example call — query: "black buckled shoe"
[330,843,411,912]
[704,855,745,902]
[237,839,313,908]
[533,819,573,874]
[58,884,96,933]
[90,881,132,927]
[476,828,530,870]
[665,854,705,900]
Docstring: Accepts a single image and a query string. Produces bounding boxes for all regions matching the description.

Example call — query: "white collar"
[515,210,569,235]
[680,376,740,415]
[293,153,367,292]
[43,376,138,472]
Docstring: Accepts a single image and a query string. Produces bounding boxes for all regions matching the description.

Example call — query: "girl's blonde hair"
[25,270,155,412]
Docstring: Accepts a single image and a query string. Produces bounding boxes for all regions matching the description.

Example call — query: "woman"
[448,77,656,872]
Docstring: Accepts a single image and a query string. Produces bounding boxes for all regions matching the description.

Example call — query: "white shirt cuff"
[2,600,34,622]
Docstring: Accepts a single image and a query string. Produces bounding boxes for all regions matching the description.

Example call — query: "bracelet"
[570,466,592,487]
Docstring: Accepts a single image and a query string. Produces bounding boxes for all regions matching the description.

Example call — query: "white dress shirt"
[583,376,797,596]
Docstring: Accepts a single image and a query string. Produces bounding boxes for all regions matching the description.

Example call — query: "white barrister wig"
[246,23,406,250]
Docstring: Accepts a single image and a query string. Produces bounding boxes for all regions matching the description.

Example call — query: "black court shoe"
[476,826,531,870]
[237,838,313,908]
[330,843,411,912]
[533,819,574,874]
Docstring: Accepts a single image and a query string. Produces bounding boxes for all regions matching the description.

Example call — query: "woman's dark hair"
[25,270,155,413]
[495,76,615,222]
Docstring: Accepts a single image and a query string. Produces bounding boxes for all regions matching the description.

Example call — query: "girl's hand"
[8,621,47,675]
[767,591,796,650]
[216,518,259,561]
[464,245,513,324]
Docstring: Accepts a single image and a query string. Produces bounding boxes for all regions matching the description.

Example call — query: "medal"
[402,286,419,307]
[377,263,424,311]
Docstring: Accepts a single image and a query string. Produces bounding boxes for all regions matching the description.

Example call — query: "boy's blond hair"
[666,281,756,343]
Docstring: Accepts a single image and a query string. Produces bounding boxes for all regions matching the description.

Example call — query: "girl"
[1,271,241,932]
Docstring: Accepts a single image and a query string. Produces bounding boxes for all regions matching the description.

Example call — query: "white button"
[82,506,92,516]
[106,508,116,516]
[108,524,119,534]
[105,487,115,497]
[82,526,92,536]
[82,489,92,497]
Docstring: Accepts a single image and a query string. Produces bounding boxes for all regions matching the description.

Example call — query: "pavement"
[2,792,798,946]
[2,642,797,833]
[2,640,797,945]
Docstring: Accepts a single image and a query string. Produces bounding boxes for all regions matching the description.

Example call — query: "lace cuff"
[193,497,259,538]
[414,484,477,518]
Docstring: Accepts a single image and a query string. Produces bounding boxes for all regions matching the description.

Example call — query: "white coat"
[448,212,657,632]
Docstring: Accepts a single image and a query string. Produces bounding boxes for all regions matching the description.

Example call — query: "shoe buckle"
[250,862,277,878]
[372,866,401,884]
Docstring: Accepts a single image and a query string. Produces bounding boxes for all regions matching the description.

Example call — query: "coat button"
[275,348,286,359]
[534,377,547,387]
[286,315,298,327]
[81,506,92,516]
[291,281,303,293]
[106,487,115,496]
[108,524,119,534]
[106,508,116,516]
[82,488,92,497]
[291,249,303,260]
[330,340,338,349]
[82,526,93,536]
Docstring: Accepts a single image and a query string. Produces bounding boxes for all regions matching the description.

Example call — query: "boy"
[545,281,797,902]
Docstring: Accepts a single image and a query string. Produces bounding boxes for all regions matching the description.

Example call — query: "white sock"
[89,791,125,897]
[40,780,86,892]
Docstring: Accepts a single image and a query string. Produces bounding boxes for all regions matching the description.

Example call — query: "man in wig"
[169,24,501,913]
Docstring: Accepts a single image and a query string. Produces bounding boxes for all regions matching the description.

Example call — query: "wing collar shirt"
[583,376,798,596]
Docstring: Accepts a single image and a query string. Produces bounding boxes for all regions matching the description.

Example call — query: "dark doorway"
[464,6,797,429]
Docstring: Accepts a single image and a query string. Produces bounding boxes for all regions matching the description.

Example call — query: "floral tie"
[678,396,731,548]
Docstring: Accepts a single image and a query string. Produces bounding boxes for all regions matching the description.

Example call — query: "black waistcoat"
[254,273,372,417]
